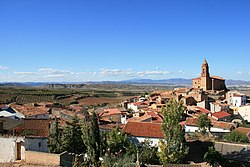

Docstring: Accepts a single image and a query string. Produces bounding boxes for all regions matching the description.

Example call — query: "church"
[192,59,227,91]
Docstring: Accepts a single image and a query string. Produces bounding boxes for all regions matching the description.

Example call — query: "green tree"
[204,146,230,167]
[48,117,61,153]
[197,114,212,135]
[82,111,101,167]
[158,99,189,164]
[61,114,86,154]
[224,131,249,143]
[106,127,130,156]
[138,139,160,165]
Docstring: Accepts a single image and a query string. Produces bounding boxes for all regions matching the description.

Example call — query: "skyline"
[0,0,250,82]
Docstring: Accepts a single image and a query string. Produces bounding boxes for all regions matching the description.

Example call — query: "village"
[1,60,250,167]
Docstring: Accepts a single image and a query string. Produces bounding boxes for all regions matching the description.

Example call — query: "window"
[38,142,41,147]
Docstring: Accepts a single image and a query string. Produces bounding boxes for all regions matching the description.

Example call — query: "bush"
[224,131,249,143]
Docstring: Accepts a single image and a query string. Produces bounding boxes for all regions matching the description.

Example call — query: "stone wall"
[25,151,74,167]
[25,151,60,166]
[215,141,250,161]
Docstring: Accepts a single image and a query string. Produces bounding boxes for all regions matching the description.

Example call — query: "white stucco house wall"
[127,102,148,112]
[227,91,247,107]
[210,102,230,113]
[238,105,250,122]
[0,136,25,163]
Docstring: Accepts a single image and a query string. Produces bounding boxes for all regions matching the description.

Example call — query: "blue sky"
[0,0,250,82]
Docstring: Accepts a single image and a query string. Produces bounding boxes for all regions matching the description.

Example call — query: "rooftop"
[20,119,50,138]
[212,111,231,119]
[11,104,49,117]
[123,122,164,138]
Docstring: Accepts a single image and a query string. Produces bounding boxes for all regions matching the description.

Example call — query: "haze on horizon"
[0,0,250,82]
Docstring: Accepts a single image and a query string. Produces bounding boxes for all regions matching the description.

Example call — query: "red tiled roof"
[100,108,122,117]
[212,111,231,119]
[195,107,210,114]
[127,114,152,123]
[212,121,234,130]
[185,117,233,130]
[234,127,250,136]
[146,112,163,123]
[20,119,50,138]
[123,122,164,138]
[11,104,49,116]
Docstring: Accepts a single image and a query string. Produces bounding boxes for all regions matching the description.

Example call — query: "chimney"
[0,121,3,133]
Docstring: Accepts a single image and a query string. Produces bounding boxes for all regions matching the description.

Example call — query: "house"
[187,106,210,115]
[127,114,152,123]
[210,102,230,113]
[0,116,23,135]
[0,106,25,120]
[0,136,25,163]
[99,108,127,124]
[127,102,148,112]
[0,117,25,163]
[184,117,234,133]
[20,119,50,152]
[123,122,164,146]
[227,91,247,107]
[211,111,231,122]
[10,103,50,119]
[237,105,250,122]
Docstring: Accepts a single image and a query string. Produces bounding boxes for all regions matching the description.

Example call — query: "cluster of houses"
[0,101,90,163]
[1,60,250,164]
[97,60,250,147]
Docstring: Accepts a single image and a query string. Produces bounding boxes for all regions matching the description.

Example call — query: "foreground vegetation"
[48,99,189,166]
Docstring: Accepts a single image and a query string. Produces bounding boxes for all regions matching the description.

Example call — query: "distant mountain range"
[1,78,250,87]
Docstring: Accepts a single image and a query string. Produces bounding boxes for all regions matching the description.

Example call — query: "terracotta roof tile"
[212,111,231,119]
[100,108,122,117]
[127,114,152,123]
[195,107,210,114]
[234,127,250,136]
[185,117,233,130]
[11,104,49,117]
[146,112,163,123]
[212,121,234,130]
[20,119,50,138]
[123,122,164,138]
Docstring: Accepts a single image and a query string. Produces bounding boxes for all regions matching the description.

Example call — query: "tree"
[106,128,130,156]
[138,139,160,165]
[61,114,86,154]
[158,99,189,164]
[224,131,249,143]
[82,111,101,167]
[204,146,230,167]
[48,117,61,153]
[197,114,212,135]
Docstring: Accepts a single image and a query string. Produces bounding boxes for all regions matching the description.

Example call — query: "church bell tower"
[201,59,211,90]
